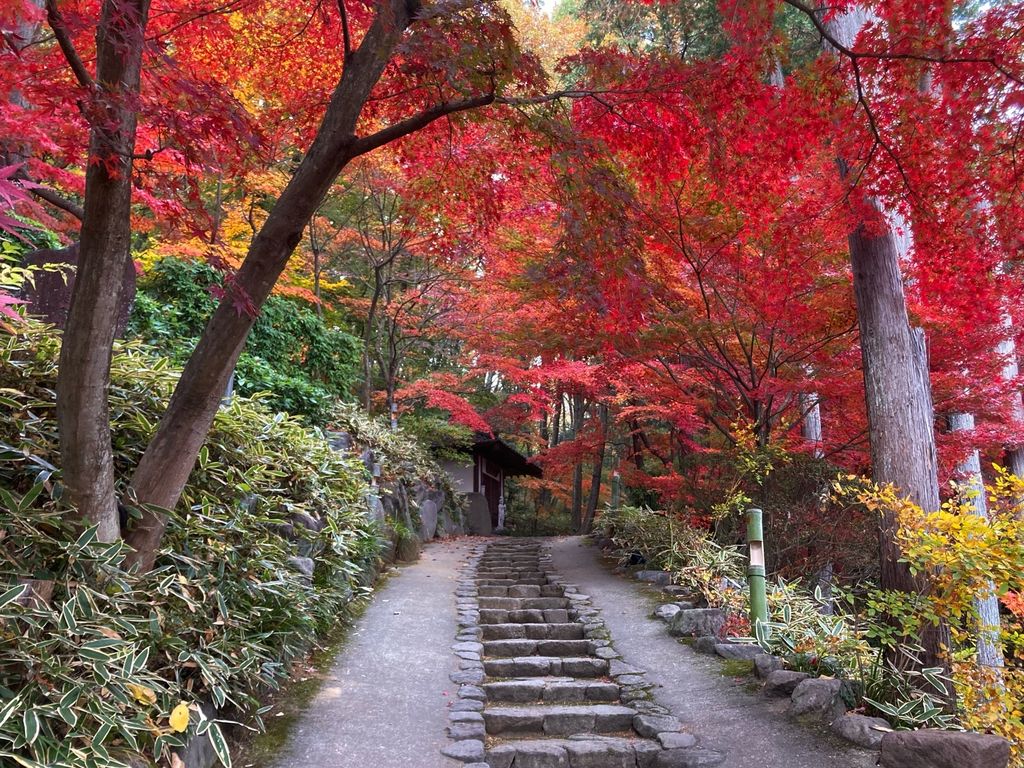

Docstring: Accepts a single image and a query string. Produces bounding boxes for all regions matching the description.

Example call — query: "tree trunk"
[581,403,608,534]
[801,389,833,612]
[826,6,949,684]
[55,0,150,543]
[800,391,823,457]
[996,314,1024,481]
[569,394,585,532]
[125,0,420,570]
[948,412,1005,670]
[849,212,949,674]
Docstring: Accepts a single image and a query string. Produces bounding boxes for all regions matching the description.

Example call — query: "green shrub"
[129,257,361,424]
[0,321,383,767]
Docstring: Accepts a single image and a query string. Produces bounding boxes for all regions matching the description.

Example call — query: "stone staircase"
[443,539,724,768]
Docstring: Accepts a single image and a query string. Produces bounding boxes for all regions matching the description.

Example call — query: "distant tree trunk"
[949,412,1005,670]
[826,6,950,688]
[550,392,563,448]
[54,0,150,543]
[126,0,434,570]
[997,315,1024,481]
[800,391,823,456]
[569,394,585,531]
[309,220,323,318]
[801,390,833,612]
[581,403,609,533]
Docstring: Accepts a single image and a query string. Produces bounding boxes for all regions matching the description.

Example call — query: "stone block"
[787,677,845,721]
[753,653,783,679]
[713,642,762,661]
[654,603,682,622]
[668,608,726,639]
[636,570,672,585]
[633,713,682,738]
[442,739,486,763]
[830,713,891,749]
[879,729,1010,768]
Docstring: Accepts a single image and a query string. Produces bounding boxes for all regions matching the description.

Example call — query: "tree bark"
[996,314,1024,481]
[581,403,609,534]
[569,394,585,532]
[825,5,949,683]
[55,0,150,543]
[948,412,1005,670]
[125,0,422,569]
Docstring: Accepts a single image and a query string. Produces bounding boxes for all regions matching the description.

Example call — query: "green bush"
[0,321,383,767]
[129,257,362,424]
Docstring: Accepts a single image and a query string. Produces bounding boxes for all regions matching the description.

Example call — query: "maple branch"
[29,185,84,220]
[349,93,496,157]
[338,0,353,66]
[783,0,1024,86]
[45,0,95,90]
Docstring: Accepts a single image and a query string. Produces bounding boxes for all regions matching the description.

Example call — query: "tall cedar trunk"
[125,0,419,569]
[849,213,948,668]
[55,0,150,543]
[581,403,609,534]
[948,412,1005,670]
[826,6,950,685]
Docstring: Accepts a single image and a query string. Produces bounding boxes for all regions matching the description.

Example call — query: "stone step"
[477,584,566,598]
[484,678,621,704]
[484,656,609,678]
[486,735,662,768]
[479,608,573,625]
[484,704,637,737]
[481,622,586,641]
[484,638,594,658]
[478,596,571,610]
[476,577,548,587]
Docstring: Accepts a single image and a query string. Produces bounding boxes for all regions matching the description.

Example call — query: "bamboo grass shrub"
[0,321,383,767]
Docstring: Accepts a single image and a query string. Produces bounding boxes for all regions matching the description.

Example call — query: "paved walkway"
[270,536,877,768]
[548,536,877,768]
[269,539,472,768]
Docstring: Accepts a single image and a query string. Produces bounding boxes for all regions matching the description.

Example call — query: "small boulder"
[442,739,485,763]
[830,713,891,749]
[879,729,1011,768]
[634,713,682,738]
[714,643,762,661]
[764,669,810,697]
[693,636,718,655]
[753,653,782,679]
[658,732,697,749]
[636,570,672,586]
[788,677,846,721]
[287,556,315,580]
[668,608,726,639]
[654,603,682,622]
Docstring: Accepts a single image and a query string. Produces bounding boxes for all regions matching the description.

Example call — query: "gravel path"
[547,536,878,768]
[269,539,472,768]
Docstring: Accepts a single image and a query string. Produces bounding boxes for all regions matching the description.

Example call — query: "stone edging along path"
[442,538,726,768]
[639,572,1013,768]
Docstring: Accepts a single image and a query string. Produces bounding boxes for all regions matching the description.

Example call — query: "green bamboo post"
[746,507,768,631]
